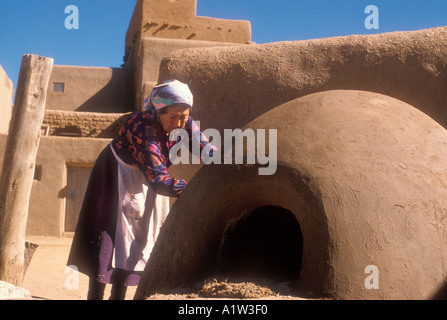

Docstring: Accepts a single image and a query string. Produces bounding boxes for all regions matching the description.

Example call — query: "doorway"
[64,164,92,232]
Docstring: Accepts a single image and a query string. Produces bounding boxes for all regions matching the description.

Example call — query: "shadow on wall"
[59,68,135,113]
[76,68,135,113]
[431,281,447,300]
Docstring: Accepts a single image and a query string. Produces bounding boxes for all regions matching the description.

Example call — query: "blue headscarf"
[144,80,193,117]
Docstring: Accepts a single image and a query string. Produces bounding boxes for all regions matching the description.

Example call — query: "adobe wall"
[45,65,133,113]
[0,134,110,236]
[125,0,251,51]
[158,27,447,131]
[0,65,13,134]
[141,0,198,22]
[42,110,130,138]
[139,13,251,44]
[135,38,244,109]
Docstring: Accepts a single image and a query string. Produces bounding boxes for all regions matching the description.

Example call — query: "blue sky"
[1,0,446,93]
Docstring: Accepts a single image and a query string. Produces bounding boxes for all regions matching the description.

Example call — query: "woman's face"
[158,105,190,134]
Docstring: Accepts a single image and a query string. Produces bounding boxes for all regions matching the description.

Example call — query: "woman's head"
[158,104,190,134]
[145,79,193,133]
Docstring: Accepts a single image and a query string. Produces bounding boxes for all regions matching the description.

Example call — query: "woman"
[67,80,215,300]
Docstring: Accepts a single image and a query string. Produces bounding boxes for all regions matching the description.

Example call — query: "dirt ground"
[21,236,306,300]
[21,236,137,300]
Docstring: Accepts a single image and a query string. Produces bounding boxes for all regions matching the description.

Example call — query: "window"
[53,82,65,93]
[34,165,42,181]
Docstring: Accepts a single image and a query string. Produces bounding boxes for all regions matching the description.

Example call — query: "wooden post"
[0,54,53,285]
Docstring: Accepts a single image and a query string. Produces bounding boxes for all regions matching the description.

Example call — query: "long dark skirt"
[66,144,142,286]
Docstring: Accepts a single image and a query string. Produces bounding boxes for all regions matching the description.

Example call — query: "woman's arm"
[139,137,187,197]
[115,116,187,197]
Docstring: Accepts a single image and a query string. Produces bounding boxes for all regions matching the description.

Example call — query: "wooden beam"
[0,54,53,285]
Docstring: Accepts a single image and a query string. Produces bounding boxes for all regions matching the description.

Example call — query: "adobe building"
[45,0,251,114]
[0,0,252,237]
[123,0,251,108]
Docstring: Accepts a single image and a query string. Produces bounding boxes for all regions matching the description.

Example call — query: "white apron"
[110,143,171,272]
